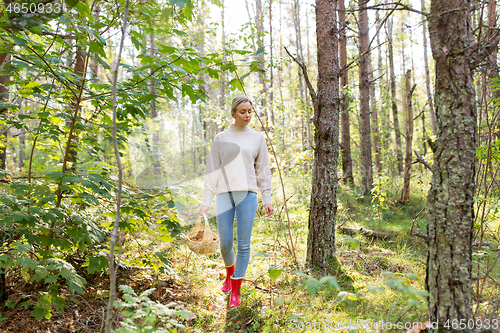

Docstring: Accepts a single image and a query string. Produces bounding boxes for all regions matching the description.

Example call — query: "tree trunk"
[255,0,267,125]
[376,6,391,158]
[421,0,436,136]
[66,46,86,169]
[487,0,499,106]
[305,8,312,149]
[387,17,404,175]
[0,52,9,171]
[368,56,381,174]
[306,0,340,271]
[293,0,307,112]
[219,0,226,134]
[269,0,275,126]
[339,0,353,185]
[401,69,413,202]
[18,131,25,169]
[358,0,373,195]
[426,0,478,325]
[90,4,100,83]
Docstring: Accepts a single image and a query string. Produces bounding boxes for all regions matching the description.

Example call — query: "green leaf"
[16,257,38,270]
[239,72,251,81]
[53,296,66,314]
[404,273,420,281]
[119,285,137,296]
[338,291,358,301]
[30,305,51,321]
[87,255,108,274]
[168,0,192,7]
[254,46,265,57]
[303,278,321,296]
[268,265,282,282]
[345,236,359,250]
[46,171,63,180]
[366,285,386,294]
[319,276,340,291]
[7,35,27,46]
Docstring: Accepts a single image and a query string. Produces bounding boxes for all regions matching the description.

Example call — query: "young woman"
[199,96,273,309]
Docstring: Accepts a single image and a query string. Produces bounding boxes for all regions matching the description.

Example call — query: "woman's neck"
[230,124,248,131]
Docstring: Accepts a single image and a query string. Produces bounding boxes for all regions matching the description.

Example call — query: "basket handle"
[193,215,204,233]
[202,214,213,242]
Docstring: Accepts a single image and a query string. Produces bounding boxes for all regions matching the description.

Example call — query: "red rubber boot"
[229,277,243,309]
[221,264,235,293]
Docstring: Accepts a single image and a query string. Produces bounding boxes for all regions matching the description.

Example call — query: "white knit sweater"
[201,124,272,207]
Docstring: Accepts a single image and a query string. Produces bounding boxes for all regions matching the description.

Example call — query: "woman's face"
[233,101,252,127]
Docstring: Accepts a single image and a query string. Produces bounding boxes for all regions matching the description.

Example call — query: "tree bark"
[426,0,478,325]
[0,52,9,171]
[487,0,499,110]
[255,0,268,125]
[219,0,226,135]
[421,0,436,136]
[401,69,413,202]
[376,5,391,158]
[387,17,404,175]
[358,0,373,195]
[339,0,354,185]
[66,46,86,169]
[269,0,274,126]
[306,0,340,271]
[368,56,381,174]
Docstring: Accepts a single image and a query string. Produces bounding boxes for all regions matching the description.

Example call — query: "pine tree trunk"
[358,0,373,195]
[426,0,477,324]
[339,0,353,185]
[421,0,436,136]
[387,18,404,175]
[376,6,391,157]
[307,0,340,271]
[487,0,499,102]
[401,69,413,202]
[368,56,381,174]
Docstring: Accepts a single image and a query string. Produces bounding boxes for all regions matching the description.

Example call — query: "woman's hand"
[199,205,210,216]
[264,204,273,217]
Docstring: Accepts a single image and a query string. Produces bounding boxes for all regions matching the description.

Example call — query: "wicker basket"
[186,214,219,255]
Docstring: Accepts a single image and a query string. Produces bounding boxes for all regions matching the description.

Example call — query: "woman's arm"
[201,136,220,209]
[255,134,272,206]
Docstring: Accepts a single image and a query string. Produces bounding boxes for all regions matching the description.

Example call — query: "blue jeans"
[216,191,257,279]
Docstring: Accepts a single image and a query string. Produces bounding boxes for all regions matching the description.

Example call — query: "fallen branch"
[337,226,394,239]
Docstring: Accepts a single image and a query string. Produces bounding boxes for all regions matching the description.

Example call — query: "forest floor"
[1,173,499,332]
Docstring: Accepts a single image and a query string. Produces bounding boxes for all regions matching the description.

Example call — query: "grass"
[142,167,500,332]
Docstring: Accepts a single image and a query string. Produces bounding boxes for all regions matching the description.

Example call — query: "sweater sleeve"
[201,136,220,207]
[255,134,272,205]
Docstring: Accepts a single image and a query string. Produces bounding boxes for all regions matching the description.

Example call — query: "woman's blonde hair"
[231,96,252,116]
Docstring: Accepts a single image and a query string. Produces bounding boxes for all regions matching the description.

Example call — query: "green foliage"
[113,285,193,333]
[294,271,344,297]
[382,272,427,306]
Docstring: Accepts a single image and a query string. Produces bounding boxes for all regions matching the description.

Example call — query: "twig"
[342,2,427,16]
[284,47,316,101]
[390,306,414,331]
[412,230,429,241]
[413,150,433,173]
